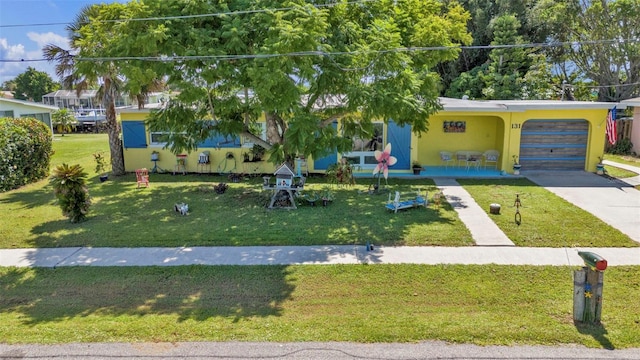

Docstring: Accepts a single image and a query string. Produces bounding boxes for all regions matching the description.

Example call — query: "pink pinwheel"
[372,143,397,180]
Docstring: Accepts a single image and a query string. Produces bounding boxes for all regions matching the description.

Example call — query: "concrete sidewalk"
[603,159,640,186]
[434,178,515,246]
[1,245,639,267]
[1,163,638,269]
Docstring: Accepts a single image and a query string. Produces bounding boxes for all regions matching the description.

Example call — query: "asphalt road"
[2,341,640,360]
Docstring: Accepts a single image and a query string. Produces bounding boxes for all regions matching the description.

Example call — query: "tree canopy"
[106,0,472,162]
[11,67,59,102]
[534,0,640,101]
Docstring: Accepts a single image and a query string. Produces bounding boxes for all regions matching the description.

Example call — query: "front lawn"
[458,179,638,247]
[1,265,638,349]
[1,134,476,248]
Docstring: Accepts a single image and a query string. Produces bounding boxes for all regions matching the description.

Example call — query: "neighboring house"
[620,97,640,155]
[0,97,57,133]
[42,90,133,109]
[119,98,621,175]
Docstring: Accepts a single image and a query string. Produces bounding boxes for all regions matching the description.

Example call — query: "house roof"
[0,97,59,111]
[620,97,640,107]
[438,97,623,112]
[42,90,98,99]
[274,162,295,176]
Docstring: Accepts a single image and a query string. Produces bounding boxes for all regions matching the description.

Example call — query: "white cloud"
[0,33,67,84]
[27,32,68,49]
[0,38,27,60]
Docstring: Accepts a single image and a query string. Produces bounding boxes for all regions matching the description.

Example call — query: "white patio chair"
[483,150,500,169]
[439,151,454,169]
[455,151,469,167]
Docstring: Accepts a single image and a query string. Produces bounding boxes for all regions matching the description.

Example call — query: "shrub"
[50,163,91,223]
[214,182,228,194]
[607,138,633,155]
[0,117,53,192]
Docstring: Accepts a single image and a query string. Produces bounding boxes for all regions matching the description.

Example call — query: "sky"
[0,0,123,84]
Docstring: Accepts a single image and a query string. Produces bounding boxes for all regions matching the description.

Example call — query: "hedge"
[0,117,53,192]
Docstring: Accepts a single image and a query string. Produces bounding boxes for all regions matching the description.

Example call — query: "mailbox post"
[573,251,607,324]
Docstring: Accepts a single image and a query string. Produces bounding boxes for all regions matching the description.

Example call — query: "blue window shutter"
[387,120,411,169]
[122,121,147,149]
[313,122,338,170]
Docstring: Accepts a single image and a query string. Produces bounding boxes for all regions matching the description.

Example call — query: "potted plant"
[303,191,320,206]
[412,161,423,175]
[512,155,521,175]
[93,151,109,182]
[596,156,605,175]
[321,187,334,206]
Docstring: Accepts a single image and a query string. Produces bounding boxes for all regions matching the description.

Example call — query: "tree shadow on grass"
[0,186,53,210]
[0,265,294,325]
[25,178,469,248]
[574,321,615,350]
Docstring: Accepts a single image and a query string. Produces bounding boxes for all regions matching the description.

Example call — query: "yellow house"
[119,98,621,175]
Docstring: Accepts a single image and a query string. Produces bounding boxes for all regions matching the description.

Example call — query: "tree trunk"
[265,111,283,144]
[103,77,125,176]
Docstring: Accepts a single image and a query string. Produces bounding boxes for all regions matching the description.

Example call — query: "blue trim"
[199,134,241,148]
[387,120,411,169]
[520,144,586,148]
[313,122,338,170]
[122,121,147,149]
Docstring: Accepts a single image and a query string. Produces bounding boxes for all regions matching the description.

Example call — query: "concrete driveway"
[524,170,640,243]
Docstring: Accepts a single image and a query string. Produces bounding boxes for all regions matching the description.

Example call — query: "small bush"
[607,138,633,155]
[214,182,228,194]
[0,117,53,192]
[50,163,91,223]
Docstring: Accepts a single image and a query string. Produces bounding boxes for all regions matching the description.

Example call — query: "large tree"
[114,0,471,163]
[438,0,553,94]
[11,67,59,102]
[43,2,158,176]
[534,0,640,101]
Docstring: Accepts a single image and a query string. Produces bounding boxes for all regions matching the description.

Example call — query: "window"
[0,110,14,118]
[342,123,384,169]
[21,113,51,127]
[149,132,170,146]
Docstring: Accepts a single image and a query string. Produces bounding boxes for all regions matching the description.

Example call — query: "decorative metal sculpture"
[372,143,397,189]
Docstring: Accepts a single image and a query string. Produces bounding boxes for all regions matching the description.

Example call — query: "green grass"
[604,153,640,168]
[602,154,640,179]
[0,134,473,248]
[1,265,638,348]
[458,179,638,247]
[50,133,110,173]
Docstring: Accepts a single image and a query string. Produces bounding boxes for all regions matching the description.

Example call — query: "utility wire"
[2,38,638,63]
[0,0,377,28]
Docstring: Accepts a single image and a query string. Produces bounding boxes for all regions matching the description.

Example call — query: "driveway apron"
[524,170,640,244]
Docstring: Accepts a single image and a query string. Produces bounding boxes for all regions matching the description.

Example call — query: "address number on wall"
[511,123,521,129]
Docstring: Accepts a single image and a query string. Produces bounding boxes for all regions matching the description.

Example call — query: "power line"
[0,0,377,28]
[2,38,638,63]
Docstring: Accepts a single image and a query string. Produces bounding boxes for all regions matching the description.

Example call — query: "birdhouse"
[274,162,295,188]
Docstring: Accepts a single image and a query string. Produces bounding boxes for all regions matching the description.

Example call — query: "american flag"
[606,106,617,145]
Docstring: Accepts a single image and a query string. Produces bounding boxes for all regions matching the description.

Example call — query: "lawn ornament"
[174,203,189,215]
[372,143,397,190]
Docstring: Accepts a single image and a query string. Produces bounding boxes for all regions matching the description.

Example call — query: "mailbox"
[578,251,607,271]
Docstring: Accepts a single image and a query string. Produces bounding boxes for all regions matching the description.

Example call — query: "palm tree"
[43,5,126,176]
[52,108,77,136]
